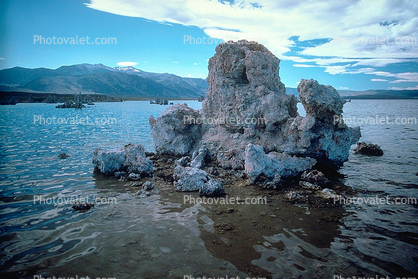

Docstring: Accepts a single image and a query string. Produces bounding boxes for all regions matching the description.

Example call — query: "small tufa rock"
[207,167,219,176]
[114,171,127,179]
[199,179,225,197]
[92,143,153,176]
[244,144,317,182]
[299,181,321,190]
[353,142,384,156]
[128,173,141,181]
[72,202,94,212]
[301,170,329,186]
[142,181,153,191]
[131,182,143,187]
[264,174,284,189]
[190,147,207,169]
[175,156,190,167]
[173,166,209,191]
[58,152,70,159]
[316,188,338,200]
[287,191,300,201]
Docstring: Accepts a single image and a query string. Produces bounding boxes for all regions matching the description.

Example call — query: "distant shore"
[1,90,417,106]
[0,91,203,105]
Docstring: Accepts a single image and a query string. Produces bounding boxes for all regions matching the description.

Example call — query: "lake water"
[0,100,417,279]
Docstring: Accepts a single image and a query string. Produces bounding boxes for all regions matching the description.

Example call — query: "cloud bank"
[87,0,418,84]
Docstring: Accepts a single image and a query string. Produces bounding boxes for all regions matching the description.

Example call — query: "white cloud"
[339,86,349,90]
[0,58,4,60]
[324,65,348,75]
[88,0,418,88]
[293,64,315,68]
[117,61,137,67]
[173,61,179,64]
[389,85,418,90]
[86,0,418,64]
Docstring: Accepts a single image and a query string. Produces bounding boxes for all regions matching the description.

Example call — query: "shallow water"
[0,100,417,278]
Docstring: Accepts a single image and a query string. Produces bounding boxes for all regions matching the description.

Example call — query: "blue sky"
[1,0,417,91]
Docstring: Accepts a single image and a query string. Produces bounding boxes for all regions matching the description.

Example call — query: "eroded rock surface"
[150,40,361,183]
[149,104,202,156]
[244,144,317,182]
[353,142,384,156]
[92,144,153,176]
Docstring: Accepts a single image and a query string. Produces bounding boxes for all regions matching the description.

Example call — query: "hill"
[0,64,208,99]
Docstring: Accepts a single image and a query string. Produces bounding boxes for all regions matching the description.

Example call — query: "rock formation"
[149,40,361,185]
[353,142,384,156]
[92,144,153,177]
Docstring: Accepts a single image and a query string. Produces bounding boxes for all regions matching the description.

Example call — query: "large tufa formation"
[149,40,361,183]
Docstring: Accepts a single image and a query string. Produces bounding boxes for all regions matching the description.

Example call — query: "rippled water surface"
[0,100,417,278]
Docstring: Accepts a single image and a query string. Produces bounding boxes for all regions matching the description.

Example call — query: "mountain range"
[0,64,208,99]
[0,63,417,100]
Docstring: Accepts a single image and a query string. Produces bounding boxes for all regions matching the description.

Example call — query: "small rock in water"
[58,152,70,159]
[72,202,94,212]
[353,142,384,156]
[92,144,153,176]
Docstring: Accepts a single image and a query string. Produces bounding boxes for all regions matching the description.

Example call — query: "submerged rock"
[72,202,94,212]
[353,142,384,156]
[92,144,153,176]
[58,152,70,159]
